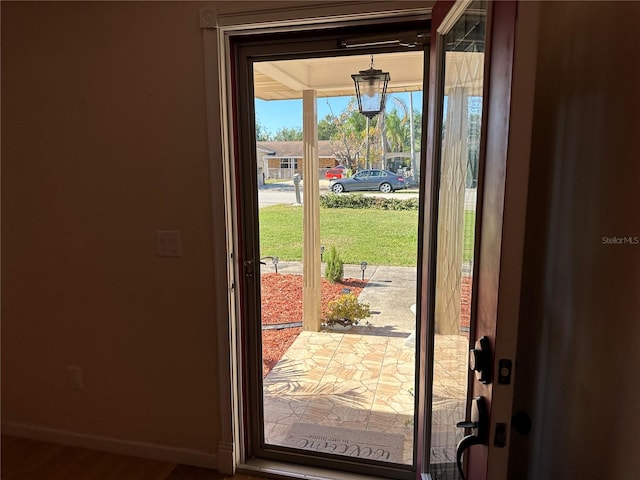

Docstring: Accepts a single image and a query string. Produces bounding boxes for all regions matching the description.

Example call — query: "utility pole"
[409,92,417,173]
[365,116,370,169]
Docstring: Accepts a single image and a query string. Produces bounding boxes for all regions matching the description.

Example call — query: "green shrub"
[324,293,371,327]
[319,193,419,211]
[324,246,344,284]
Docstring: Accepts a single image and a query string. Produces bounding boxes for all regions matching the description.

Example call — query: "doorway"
[233,24,432,479]
[220,0,520,477]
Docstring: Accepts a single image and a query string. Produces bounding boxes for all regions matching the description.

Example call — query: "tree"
[256,119,273,141]
[273,126,303,141]
[318,114,339,140]
[381,95,422,174]
[384,109,410,153]
[325,98,378,171]
[412,109,422,154]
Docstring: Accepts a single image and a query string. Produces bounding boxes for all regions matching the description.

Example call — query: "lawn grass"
[463,210,476,263]
[259,205,476,267]
[264,178,291,184]
[390,189,421,194]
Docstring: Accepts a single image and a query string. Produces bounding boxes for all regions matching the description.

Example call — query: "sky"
[255,92,424,135]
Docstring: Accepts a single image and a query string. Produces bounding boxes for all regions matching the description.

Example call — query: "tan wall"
[1,0,224,454]
[511,1,640,478]
[320,158,337,169]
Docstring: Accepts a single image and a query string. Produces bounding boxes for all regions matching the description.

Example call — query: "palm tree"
[382,96,411,171]
[385,109,410,153]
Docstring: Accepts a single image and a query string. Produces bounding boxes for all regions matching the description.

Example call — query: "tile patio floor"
[261,264,469,466]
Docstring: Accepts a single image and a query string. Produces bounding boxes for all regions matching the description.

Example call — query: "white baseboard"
[1,421,218,469]
[217,440,237,475]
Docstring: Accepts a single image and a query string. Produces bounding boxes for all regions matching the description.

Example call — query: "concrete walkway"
[357,265,417,335]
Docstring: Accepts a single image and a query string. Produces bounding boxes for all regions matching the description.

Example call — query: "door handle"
[455,396,488,480]
[243,260,260,278]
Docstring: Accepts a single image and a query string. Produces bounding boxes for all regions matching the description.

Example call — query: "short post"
[360,261,368,281]
[272,256,279,274]
[293,173,302,204]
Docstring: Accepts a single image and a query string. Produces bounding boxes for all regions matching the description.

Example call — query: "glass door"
[223,1,528,477]
[233,26,429,479]
[423,0,525,478]
[429,3,487,477]
[254,53,423,475]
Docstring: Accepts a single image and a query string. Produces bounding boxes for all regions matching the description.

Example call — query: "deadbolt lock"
[469,336,492,384]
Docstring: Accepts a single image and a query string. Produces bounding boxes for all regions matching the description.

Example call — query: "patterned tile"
[263,331,468,467]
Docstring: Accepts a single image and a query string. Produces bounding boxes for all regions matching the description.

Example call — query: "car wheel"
[332,183,344,193]
[379,182,393,193]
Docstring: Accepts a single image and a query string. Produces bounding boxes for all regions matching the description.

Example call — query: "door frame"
[201,3,433,477]
[232,28,430,480]
[202,0,538,477]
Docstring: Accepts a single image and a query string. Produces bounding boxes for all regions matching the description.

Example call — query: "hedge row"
[319,193,419,210]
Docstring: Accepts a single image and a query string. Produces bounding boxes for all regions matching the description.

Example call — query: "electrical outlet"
[67,366,84,389]
[156,230,182,257]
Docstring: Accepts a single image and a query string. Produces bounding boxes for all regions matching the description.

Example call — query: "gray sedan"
[329,169,407,193]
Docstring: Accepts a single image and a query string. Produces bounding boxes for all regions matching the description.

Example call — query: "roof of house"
[256,140,337,158]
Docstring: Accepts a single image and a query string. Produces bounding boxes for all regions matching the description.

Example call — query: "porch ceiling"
[253,51,425,100]
[254,49,484,100]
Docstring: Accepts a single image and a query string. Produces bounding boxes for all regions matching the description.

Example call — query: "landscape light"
[360,261,368,281]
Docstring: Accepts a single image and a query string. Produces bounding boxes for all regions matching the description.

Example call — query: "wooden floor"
[1,436,256,480]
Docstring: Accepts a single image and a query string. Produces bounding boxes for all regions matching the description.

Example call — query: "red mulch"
[261,273,366,377]
[260,273,473,378]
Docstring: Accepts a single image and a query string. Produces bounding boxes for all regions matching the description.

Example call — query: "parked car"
[325,168,345,180]
[329,169,406,193]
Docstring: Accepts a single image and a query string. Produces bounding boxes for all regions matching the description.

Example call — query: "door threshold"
[239,458,425,480]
